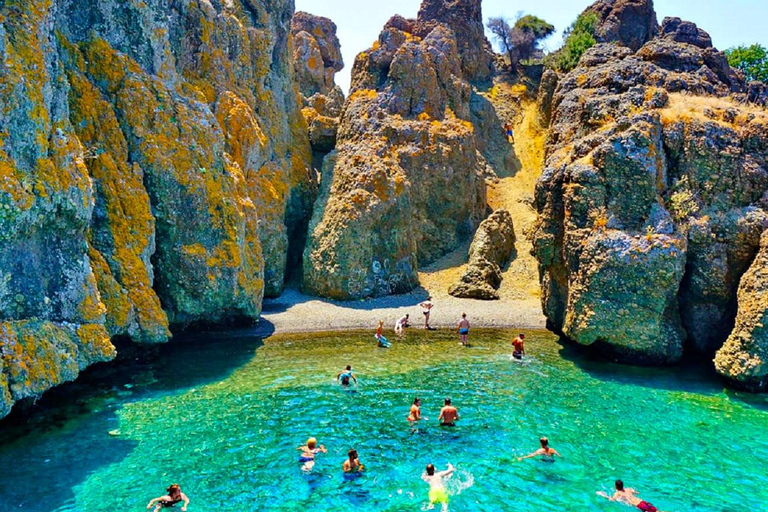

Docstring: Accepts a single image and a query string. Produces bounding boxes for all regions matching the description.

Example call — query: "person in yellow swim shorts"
[422,463,454,510]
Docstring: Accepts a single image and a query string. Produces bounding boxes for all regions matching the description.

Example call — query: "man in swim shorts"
[296,437,327,471]
[342,449,365,474]
[518,437,562,462]
[422,463,454,511]
[419,297,434,330]
[395,314,410,334]
[337,365,357,387]
[512,333,526,359]
[146,484,189,511]
[438,398,459,427]
[457,313,470,346]
[597,480,667,512]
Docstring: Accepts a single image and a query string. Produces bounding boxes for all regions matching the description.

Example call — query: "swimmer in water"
[342,449,365,473]
[296,437,327,471]
[518,437,562,462]
[512,333,526,359]
[438,398,459,427]
[457,313,470,346]
[146,484,189,511]
[407,397,423,423]
[422,463,455,511]
[337,365,357,387]
[596,480,668,512]
[375,320,391,347]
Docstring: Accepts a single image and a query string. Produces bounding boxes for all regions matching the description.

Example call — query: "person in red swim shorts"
[596,480,669,512]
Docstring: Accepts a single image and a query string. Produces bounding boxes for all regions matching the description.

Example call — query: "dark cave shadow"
[0,326,267,511]
[553,336,728,397]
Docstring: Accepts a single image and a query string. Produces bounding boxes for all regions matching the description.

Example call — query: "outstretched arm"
[180,492,190,511]
[437,464,455,478]
[518,449,544,461]
[352,374,358,384]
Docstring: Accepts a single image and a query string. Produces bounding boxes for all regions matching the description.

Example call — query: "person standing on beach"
[596,480,667,512]
[438,398,459,427]
[512,333,526,360]
[419,297,434,330]
[457,313,470,346]
[518,437,561,462]
[422,463,455,511]
[395,314,410,334]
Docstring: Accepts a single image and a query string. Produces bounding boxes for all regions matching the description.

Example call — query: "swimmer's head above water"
[540,437,549,448]
[307,437,317,449]
[413,397,421,406]
[348,449,358,459]
[615,480,624,491]
[426,464,435,476]
[444,398,452,406]
[345,365,352,371]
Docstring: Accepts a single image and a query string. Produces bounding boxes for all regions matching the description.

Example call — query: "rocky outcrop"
[588,0,657,52]
[291,12,345,155]
[449,210,516,300]
[715,231,768,391]
[0,0,313,417]
[533,9,768,366]
[302,0,513,300]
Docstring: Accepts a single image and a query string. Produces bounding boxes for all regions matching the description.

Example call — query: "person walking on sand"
[597,480,668,512]
[297,437,327,471]
[422,463,455,511]
[457,313,470,346]
[375,319,391,347]
[419,297,434,330]
[337,365,357,387]
[395,314,410,334]
[146,484,189,511]
[407,397,424,424]
[512,333,526,360]
[518,437,561,462]
[438,398,459,427]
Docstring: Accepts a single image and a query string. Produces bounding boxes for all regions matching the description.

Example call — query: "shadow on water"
[552,336,729,396]
[0,324,266,511]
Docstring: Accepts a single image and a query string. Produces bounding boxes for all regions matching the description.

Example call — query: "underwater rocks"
[449,210,516,300]
[533,9,768,369]
[301,0,511,300]
[0,0,313,417]
[292,12,346,155]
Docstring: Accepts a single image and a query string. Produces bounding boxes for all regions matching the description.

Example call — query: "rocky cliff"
[533,1,768,387]
[301,0,512,300]
[0,0,314,417]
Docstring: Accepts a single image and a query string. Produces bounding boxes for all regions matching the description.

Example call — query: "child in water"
[297,437,327,471]
[375,320,391,347]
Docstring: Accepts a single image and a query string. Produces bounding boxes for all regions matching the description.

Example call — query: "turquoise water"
[1,328,768,511]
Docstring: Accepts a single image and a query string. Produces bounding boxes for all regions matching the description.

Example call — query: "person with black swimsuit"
[147,484,189,511]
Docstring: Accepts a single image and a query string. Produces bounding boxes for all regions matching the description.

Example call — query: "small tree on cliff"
[726,44,768,83]
[545,12,599,73]
[487,14,555,70]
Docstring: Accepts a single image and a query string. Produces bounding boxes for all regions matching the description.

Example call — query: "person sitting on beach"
[438,398,459,427]
[597,480,667,512]
[419,297,435,330]
[337,365,357,387]
[422,463,455,511]
[457,313,470,346]
[407,397,423,423]
[146,484,189,511]
[518,437,561,462]
[512,333,526,359]
[395,314,410,334]
[375,320,391,347]
[342,449,365,473]
[297,437,327,471]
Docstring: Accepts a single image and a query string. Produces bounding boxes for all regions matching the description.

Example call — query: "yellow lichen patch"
[372,40,381,51]
[75,324,116,362]
[349,88,378,102]
[215,91,268,172]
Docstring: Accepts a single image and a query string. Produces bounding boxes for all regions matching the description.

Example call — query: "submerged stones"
[449,210,516,300]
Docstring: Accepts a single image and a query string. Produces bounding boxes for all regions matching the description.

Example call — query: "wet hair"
[349,449,358,459]
[444,398,451,405]
[166,484,181,498]
[307,437,317,448]
[615,480,624,491]
[413,397,421,405]
[426,464,435,476]
[346,365,352,370]
[540,437,549,447]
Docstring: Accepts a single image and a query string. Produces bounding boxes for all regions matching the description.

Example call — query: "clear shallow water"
[1,328,768,512]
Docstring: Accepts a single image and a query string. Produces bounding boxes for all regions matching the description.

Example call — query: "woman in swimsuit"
[419,297,434,330]
[518,437,562,462]
[407,397,423,423]
[146,484,189,511]
[375,320,390,347]
[297,437,327,471]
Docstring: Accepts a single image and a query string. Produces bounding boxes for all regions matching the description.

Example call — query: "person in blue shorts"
[297,437,327,471]
[457,313,470,346]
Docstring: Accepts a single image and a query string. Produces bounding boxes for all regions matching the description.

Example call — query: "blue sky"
[294,0,768,93]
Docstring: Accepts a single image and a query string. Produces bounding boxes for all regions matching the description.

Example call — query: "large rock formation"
[449,209,516,300]
[302,0,512,300]
[291,12,345,156]
[0,0,314,417]
[533,9,768,372]
[588,0,658,52]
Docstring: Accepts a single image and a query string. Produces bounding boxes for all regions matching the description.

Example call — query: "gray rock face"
[449,210,516,300]
[588,0,658,51]
[533,12,768,367]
